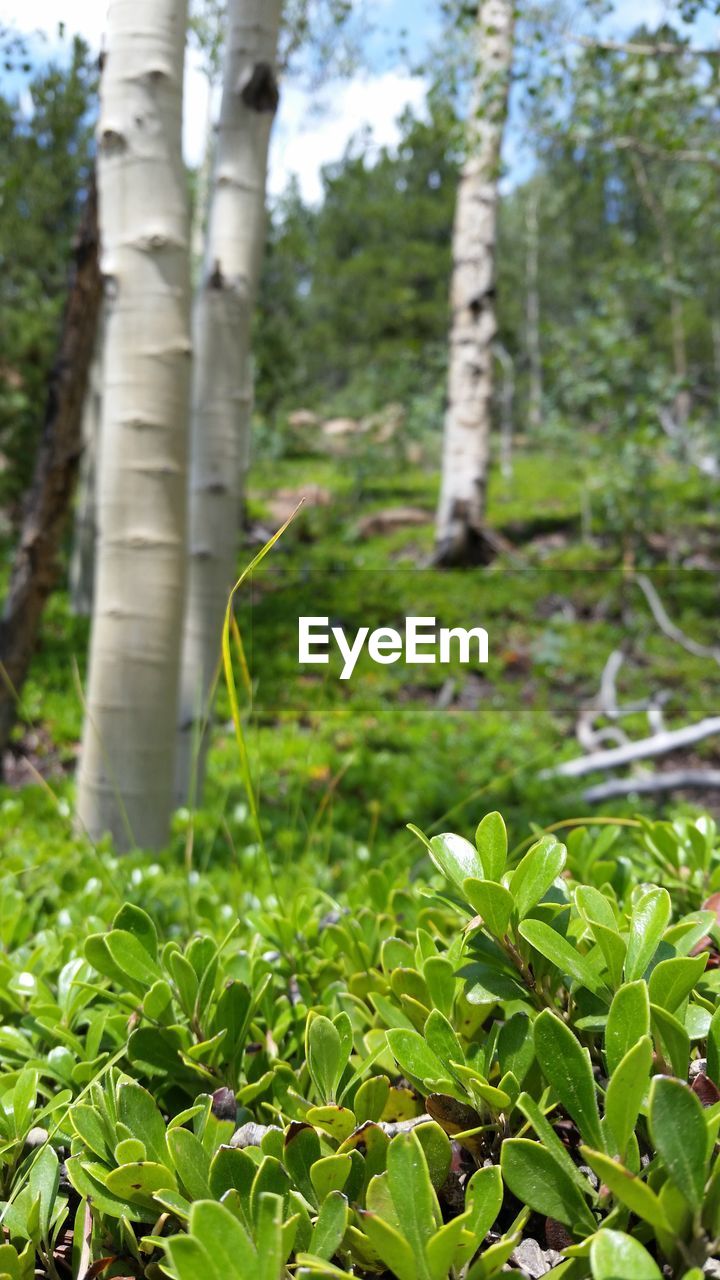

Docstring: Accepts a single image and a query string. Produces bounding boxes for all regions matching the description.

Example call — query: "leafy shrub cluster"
[0,811,719,1278]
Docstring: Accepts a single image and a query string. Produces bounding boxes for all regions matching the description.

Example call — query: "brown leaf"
[691,1073,720,1107]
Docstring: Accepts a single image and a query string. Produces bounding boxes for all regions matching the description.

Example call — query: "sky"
[2,0,435,203]
[2,0,717,204]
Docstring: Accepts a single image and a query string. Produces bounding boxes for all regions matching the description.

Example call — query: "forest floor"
[3,429,719,883]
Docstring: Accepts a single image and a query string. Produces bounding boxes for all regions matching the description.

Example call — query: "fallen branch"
[583,770,720,803]
[544,716,720,779]
[635,575,720,664]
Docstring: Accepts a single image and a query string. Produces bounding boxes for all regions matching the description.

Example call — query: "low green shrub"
[0,811,718,1277]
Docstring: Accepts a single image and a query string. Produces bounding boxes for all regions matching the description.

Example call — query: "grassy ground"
[4,430,719,885]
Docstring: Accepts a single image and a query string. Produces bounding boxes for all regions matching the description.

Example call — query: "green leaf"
[361,1211,418,1280]
[354,1076,390,1126]
[105,929,162,986]
[386,1028,453,1091]
[105,1161,176,1207]
[519,920,606,994]
[624,889,671,982]
[516,1092,597,1202]
[166,1126,211,1201]
[497,1012,535,1086]
[386,1131,440,1261]
[309,1191,348,1261]
[113,903,158,960]
[11,1069,37,1140]
[453,1165,503,1267]
[467,1231,522,1280]
[425,1215,466,1280]
[534,1011,604,1150]
[28,1144,59,1243]
[118,1081,168,1167]
[648,955,707,1013]
[66,1156,155,1222]
[307,1015,349,1104]
[575,885,618,932]
[255,1192,286,1280]
[500,1139,596,1233]
[648,1076,709,1212]
[423,957,456,1019]
[189,1200,256,1273]
[510,836,566,920]
[475,812,508,880]
[306,1106,356,1144]
[310,1154,351,1200]
[650,1004,690,1079]
[605,982,650,1076]
[590,1229,662,1280]
[604,1036,652,1159]
[580,1147,671,1234]
[208,1145,255,1203]
[429,833,484,891]
[164,1234,219,1280]
[463,879,513,938]
[413,1121,452,1189]
[284,1125,322,1209]
[424,1009,465,1075]
[466,1165,503,1237]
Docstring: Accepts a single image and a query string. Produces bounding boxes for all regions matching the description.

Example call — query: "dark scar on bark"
[241,62,280,113]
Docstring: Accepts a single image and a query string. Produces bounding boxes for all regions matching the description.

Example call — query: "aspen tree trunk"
[176,0,282,803]
[69,314,104,616]
[629,151,690,426]
[494,342,514,479]
[0,176,102,761]
[525,191,543,434]
[76,0,191,850]
[435,0,514,563]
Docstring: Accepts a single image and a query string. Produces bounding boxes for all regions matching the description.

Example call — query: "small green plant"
[0,809,717,1275]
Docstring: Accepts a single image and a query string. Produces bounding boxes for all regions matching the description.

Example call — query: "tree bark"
[0,177,102,760]
[435,0,515,563]
[69,312,104,616]
[176,0,282,804]
[525,190,543,433]
[76,0,192,850]
[629,150,690,425]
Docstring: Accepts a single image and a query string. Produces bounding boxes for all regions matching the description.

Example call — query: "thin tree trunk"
[176,0,282,804]
[494,342,514,478]
[76,0,192,851]
[629,151,690,425]
[525,190,543,433]
[69,312,104,616]
[435,0,515,563]
[0,177,102,760]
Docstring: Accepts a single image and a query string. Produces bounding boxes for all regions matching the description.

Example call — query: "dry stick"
[543,717,720,779]
[635,573,720,664]
[583,770,720,802]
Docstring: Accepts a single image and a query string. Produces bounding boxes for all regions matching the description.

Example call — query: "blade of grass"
[221,503,304,899]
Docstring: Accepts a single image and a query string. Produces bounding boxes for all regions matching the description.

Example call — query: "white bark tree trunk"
[76,0,192,850]
[525,190,543,434]
[176,0,282,803]
[436,0,515,562]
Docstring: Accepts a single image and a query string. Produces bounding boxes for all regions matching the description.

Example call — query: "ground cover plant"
[0,805,719,1277]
